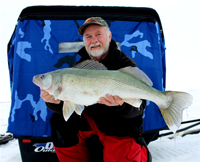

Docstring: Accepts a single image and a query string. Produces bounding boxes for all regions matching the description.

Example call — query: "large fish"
[33,60,193,133]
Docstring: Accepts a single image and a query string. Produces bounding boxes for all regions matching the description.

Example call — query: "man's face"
[83,24,111,59]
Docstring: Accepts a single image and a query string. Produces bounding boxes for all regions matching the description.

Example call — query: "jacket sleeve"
[112,100,146,118]
[46,101,64,114]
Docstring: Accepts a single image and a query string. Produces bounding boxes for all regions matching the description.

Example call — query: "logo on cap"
[85,18,98,24]
[78,17,108,35]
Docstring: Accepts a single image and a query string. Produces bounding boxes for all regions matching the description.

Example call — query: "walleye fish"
[33,60,193,133]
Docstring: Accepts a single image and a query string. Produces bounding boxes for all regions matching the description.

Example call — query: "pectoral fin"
[123,99,142,108]
[54,87,62,100]
[62,101,75,121]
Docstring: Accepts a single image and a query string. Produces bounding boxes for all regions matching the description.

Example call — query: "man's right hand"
[40,89,61,104]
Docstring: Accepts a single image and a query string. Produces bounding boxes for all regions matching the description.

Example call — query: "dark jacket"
[47,39,146,139]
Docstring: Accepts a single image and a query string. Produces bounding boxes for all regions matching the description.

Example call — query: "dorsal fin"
[119,66,153,86]
[73,60,107,70]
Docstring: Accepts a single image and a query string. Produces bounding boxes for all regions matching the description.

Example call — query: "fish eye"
[40,75,45,80]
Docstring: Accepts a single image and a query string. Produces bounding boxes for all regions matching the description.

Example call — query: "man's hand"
[98,94,124,106]
[40,89,61,104]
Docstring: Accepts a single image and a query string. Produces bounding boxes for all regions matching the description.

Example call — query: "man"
[41,17,151,162]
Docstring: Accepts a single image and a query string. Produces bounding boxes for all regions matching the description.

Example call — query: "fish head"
[33,73,53,90]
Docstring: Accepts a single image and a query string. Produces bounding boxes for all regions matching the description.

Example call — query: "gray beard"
[88,42,109,58]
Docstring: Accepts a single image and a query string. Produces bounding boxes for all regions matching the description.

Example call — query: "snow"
[148,134,200,162]
[0,0,200,161]
[0,90,200,162]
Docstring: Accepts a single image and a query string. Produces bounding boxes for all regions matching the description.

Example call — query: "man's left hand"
[98,94,124,106]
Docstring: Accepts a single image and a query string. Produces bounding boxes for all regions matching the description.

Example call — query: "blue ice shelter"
[7,6,166,161]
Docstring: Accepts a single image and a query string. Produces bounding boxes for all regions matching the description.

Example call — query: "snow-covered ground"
[0,90,200,162]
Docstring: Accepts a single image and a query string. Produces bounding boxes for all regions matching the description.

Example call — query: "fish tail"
[159,91,193,133]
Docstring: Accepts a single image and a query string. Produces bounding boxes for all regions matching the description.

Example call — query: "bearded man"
[40,17,151,162]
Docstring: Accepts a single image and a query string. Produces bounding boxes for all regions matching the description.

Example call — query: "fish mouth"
[32,76,42,87]
[32,76,36,84]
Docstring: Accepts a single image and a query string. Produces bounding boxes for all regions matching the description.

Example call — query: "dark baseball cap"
[78,17,108,35]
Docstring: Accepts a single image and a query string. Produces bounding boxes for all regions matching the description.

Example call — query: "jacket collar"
[78,39,118,60]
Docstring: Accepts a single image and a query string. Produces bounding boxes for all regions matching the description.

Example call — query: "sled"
[0,132,14,145]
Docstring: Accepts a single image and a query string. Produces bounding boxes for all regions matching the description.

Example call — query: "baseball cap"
[78,17,108,35]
